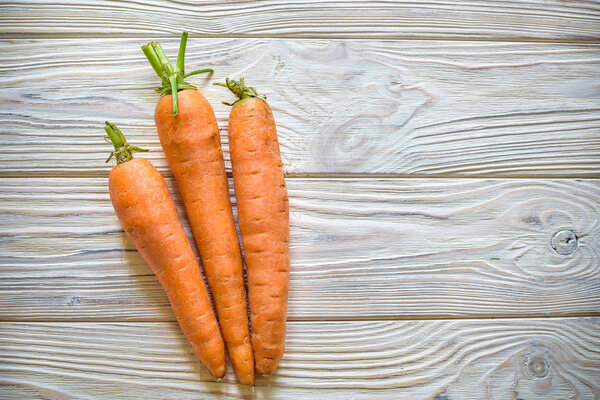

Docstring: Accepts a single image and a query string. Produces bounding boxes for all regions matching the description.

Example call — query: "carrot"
[104,122,226,379]
[216,78,290,376]
[142,33,254,385]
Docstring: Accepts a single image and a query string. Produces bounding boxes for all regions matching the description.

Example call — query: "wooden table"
[1,2,599,399]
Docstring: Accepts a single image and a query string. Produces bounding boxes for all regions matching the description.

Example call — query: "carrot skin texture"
[109,157,226,379]
[155,89,254,385]
[228,97,290,376]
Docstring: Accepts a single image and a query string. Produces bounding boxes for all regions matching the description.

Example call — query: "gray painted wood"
[0,319,598,399]
[1,2,599,397]
[1,177,598,320]
[1,0,599,40]
[1,39,599,176]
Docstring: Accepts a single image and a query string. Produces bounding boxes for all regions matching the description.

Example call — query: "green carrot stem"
[176,31,188,74]
[142,32,212,116]
[169,75,179,115]
[142,45,163,79]
[104,122,148,165]
[214,77,266,106]
[152,42,174,76]
[184,68,213,78]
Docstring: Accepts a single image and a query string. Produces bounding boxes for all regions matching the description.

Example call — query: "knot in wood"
[551,229,578,255]
[524,353,549,378]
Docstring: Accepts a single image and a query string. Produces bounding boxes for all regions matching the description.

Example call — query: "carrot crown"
[104,122,148,164]
[214,77,266,106]
[142,32,213,116]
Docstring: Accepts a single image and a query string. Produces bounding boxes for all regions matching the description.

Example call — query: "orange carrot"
[142,33,254,384]
[216,78,290,376]
[104,122,226,379]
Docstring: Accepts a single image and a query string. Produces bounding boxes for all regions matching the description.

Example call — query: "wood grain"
[1,0,599,41]
[1,39,600,176]
[2,2,599,398]
[1,177,598,320]
[0,319,598,399]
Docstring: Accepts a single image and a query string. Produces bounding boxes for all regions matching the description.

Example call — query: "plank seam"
[0,33,599,44]
[2,173,600,179]
[1,313,599,324]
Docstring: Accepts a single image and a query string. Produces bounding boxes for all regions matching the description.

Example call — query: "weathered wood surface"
[1,177,598,320]
[2,2,600,398]
[2,39,600,176]
[1,319,599,399]
[1,0,600,41]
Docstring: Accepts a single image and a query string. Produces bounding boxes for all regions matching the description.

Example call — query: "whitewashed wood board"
[1,177,598,320]
[1,39,600,176]
[1,2,600,398]
[1,319,599,399]
[1,0,599,41]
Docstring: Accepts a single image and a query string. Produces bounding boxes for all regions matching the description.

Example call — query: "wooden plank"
[0,319,598,399]
[1,39,600,177]
[1,177,598,320]
[1,1,599,41]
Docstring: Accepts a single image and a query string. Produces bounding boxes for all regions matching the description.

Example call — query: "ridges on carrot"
[215,78,290,377]
[142,34,255,385]
[104,122,226,379]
